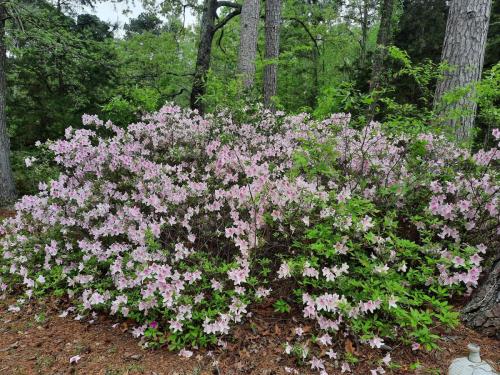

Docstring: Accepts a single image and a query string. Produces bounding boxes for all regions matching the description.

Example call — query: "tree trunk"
[263,0,281,110]
[190,0,218,114]
[0,4,16,205]
[309,0,321,109]
[368,0,394,117]
[360,0,370,67]
[238,0,260,89]
[434,0,492,142]
[462,257,500,339]
[370,0,394,88]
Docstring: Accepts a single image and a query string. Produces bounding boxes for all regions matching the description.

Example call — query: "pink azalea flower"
[360,215,374,231]
[368,336,384,349]
[492,128,500,140]
[382,353,391,365]
[476,244,487,254]
[169,319,183,333]
[470,253,482,266]
[310,356,325,370]
[179,348,193,358]
[452,256,465,267]
[277,263,291,279]
[388,295,398,308]
[326,348,337,359]
[341,362,351,373]
[295,327,304,336]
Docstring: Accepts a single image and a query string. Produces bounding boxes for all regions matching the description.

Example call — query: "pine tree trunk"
[462,256,500,338]
[263,0,281,110]
[238,0,260,89]
[434,0,492,142]
[368,0,394,117]
[360,0,370,68]
[309,0,321,109]
[0,4,16,205]
[190,0,218,114]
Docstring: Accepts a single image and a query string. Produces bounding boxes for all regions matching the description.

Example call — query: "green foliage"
[124,12,164,37]
[11,145,59,196]
[394,0,448,64]
[112,29,195,111]
[314,83,368,120]
[202,71,250,116]
[278,120,499,354]
[273,299,291,313]
[102,88,161,126]
[6,1,117,149]
[475,63,500,148]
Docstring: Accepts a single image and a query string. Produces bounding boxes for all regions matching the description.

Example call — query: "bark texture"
[190,0,218,113]
[370,0,394,86]
[190,1,242,113]
[0,3,16,205]
[434,0,492,142]
[238,0,260,89]
[462,257,500,338]
[263,0,281,110]
[360,0,371,67]
[368,0,394,116]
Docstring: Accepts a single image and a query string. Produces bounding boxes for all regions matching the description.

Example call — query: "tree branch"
[167,88,188,99]
[217,27,226,54]
[216,1,241,10]
[285,17,320,55]
[213,9,241,33]
[164,71,195,77]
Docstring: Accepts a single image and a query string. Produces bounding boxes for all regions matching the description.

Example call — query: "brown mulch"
[0,209,15,220]
[0,297,498,375]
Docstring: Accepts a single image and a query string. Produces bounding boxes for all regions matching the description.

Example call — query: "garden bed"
[0,297,498,375]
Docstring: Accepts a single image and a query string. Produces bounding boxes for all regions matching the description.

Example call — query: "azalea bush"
[276,124,499,372]
[0,105,499,373]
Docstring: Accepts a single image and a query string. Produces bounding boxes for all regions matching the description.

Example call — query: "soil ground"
[0,296,498,375]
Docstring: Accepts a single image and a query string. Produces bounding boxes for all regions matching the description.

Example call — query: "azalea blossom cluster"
[0,105,498,374]
[275,123,499,374]
[0,105,333,343]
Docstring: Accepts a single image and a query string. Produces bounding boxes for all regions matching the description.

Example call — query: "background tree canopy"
[3,0,498,151]
[0,0,497,200]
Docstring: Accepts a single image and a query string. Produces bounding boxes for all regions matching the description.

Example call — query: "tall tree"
[0,2,16,204]
[124,12,164,37]
[359,0,371,67]
[123,12,163,37]
[368,0,395,116]
[7,3,116,148]
[238,0,259,89]
[263,0,281,110]
[370,0,395,84]
[434,0,492,142]
[342,0,376,68]
[190,0,241,113]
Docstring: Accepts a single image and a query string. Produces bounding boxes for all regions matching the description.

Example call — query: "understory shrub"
[0,105,498,374]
